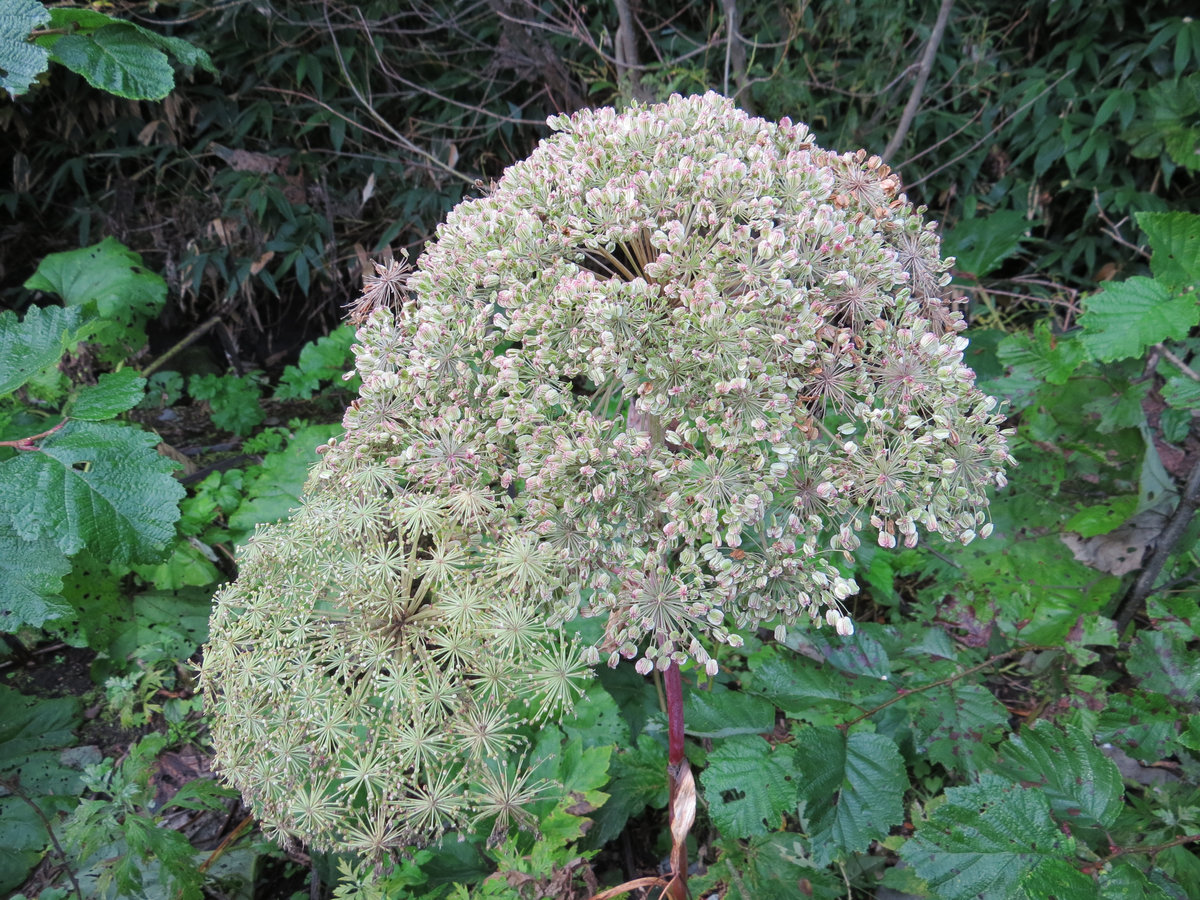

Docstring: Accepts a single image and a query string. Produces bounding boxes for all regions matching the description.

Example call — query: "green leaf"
[0,305,85,396]
[685,684,776,738]
[43,26,175,100]
[46,9,215,76]
[107,588,213,663]
[0,420,184,563]
[909,682,1008,776]
[943,209,1031,280]
[1099,862,1175,900]
[997,322,1085,385]
[1079,277,1200,362]
[561,680,630,749]
[1064,495,1138,537]
[693,833,844,900]
[901,775,1076,899]
[188,372,265,436]
[1018,857,1098,899]
[275,323,359,400]
[1137,211,1200,291]
[746,649,848,714]
[702,735,800,839]
[65,369,146,420]
[0,0,50,96]
[0,523,72,631]
[583,734,668,849]
[1095,690,1179,763]
[1127,630,1200,707]
[994,721,1124,828]
[793,727,906,865]
[228,424,341,535]
[45,551,130,655]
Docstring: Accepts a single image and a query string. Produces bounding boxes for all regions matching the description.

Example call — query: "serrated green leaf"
[746,649,847,714]
[1138,211,1200,291]
[580,734,667,849]
[910,682,1008,776]
[227,424,341,535]
[562,680,630,748]
[24,236,166,325]
[994,721,1124,828]
[901,775,1076,899]
[702,735,800,839]
[275,323,359,400]
[66,369,146,420]
[1095,690,1179,763]
[42,26,175,100]
[47,8,215,76]
[0,420,183,563]
[0,523,72,631]
[1019,857,1097,899]
[943,209,1031,280]
[692,833,844,900]
[1099,862,1174,900]
[0,305,85,396]
[685,684,776,738]
[997,322,1085,385]
[108,587,212,664]
[45,551,130,655]
[1161,373,1200,410]
[1127,630,1200,707]
[1079,277,1200,362]
[1064,496,1138,537]
[794,727,906,865]
[0,0,50,97]
[1082,378,1149,433]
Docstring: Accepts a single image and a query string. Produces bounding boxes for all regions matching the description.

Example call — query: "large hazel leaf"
[44,26,175,100]
[794,727,906,865]
[1078,276,1200,362]
[0,305,85,396]
[0,421,183,563]
[0,524,72,631]
[701,735,801,838]
[685,684,776,738]
[994,720,1124,828]
[901,775,1076,899]
[0,0,50,97]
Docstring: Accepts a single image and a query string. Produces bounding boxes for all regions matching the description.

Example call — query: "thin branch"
[884,0,955,161]
[840,645,1052,729]
[1102,833,1200,864]
[1114,456,1200,636]
[0,777,84,900]
[0,419,66,451]
[141,314,222,378]
[1157,344,1200,382]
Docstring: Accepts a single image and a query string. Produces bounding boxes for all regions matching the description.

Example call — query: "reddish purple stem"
[665,661,685,769]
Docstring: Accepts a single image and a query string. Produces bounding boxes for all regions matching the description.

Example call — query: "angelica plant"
[203,92,1010,870]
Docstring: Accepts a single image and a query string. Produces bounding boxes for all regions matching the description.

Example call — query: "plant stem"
[663,661,690,900]
[883,0,955,160]
[0,418,66,450]
[0,777,84,900]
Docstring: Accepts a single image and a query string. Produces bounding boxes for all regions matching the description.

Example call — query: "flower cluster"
[203,92,1010,854]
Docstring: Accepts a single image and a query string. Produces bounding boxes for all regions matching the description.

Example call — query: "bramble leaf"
[0,305,85,396]
[702,735,800,839]
[692,833,843,900]
[0,0,50,98]
[909,682,1008,776]
[1127,630,1200,708]
[1137,211,1200,291]
[0,421,183,563]
[275,323,359,400]
[994,720,1124,827]
[0,524,72,631]
[42,26,175,100]
[901,775,1076,898]
[1078,276,1199,362]
[793,727,906,865]
[65,369,146,420]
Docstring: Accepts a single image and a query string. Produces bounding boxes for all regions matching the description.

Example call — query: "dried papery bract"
[203,92,1011,866]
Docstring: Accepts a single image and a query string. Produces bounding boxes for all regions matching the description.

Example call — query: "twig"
[0,418,67,451]
[840,644,1051,729]
[884,0,955,160]
[1101,833,1200,864]
[1157,344,1200,382]
[141,314,223,378]
[1114,456,1200,636]
[613,0,642,96]
[0,777,84,900]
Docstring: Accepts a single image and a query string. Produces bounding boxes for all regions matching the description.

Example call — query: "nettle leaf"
[0,523,72,631]
[996,322,1085,385]
[746,649,849,714]
[909,682,1008,776]
[0,0,50,97]
[1127,630,1200,707]
[0,305,85,395]
[1138,211,1200,291]
[1078,276,1200,362]
[793,726,906,865]
[65,369,146,420]
[0,420,183,563]
[702,735,800,839]
[901,775,1076,899]
[685,684,776,738]
[994,721,1124,828]
[1099,861,1175,900]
